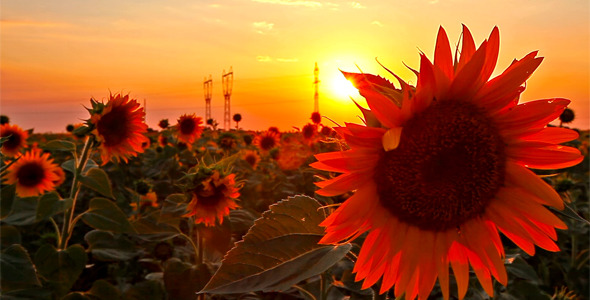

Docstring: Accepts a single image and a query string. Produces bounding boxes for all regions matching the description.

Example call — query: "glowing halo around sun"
[330,73,360,99]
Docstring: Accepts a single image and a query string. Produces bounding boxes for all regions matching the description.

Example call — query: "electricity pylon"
[313,62,320,113]
[222,67,234,130]
[203,75,213,121]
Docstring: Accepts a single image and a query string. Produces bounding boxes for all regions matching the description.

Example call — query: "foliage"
[0,120,588,300]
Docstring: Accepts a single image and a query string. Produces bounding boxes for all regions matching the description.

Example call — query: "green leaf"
[0,184,16,218]
[81,198,135,233]
[42,140,76,152]
[551,202,590,225]
[0,244,41,291]
[158,194,188,229]
[201,195,352,294]
[163,258,211,300]
[505,256,540,283]
[123,280,166,300]
[1,196,38,226]
[79,168,114,198]
[62,159,98,174]
[87,279,122,300]
[33,244,88,297]
[84,230,141,261]
[132,212,179,242]
[0,287,52,300]
[36,192,72,221]
[1,225,22,248]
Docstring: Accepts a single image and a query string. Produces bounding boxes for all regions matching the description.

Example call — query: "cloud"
[253,21,274,34]
[251,0,322,8]
[371,20,384,27]
[350,2,365,8]
[257,56,272,62]
[276,58,298,62]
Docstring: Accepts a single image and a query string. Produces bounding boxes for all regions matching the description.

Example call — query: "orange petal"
[507,144,583,170]
[477,52,543,112]
[505,161,565,209]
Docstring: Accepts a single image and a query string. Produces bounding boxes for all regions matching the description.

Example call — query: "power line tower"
[222,67,234,130]
[203,75,213,121]
[313,62,320,113]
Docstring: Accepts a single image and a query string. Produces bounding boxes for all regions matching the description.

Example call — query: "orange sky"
[1,0,589,132]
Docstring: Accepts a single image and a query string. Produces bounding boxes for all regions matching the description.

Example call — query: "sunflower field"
[1,26,589,300]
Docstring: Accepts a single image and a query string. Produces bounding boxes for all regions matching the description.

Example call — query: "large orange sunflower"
[90,93,149,165]
[3,148,65,197]
[183,170,240,227]
[311,26,583,300]
[0,124,29,157]
[175,114,204,145]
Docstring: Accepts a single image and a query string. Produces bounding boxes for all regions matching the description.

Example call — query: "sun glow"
[330,73,360,99]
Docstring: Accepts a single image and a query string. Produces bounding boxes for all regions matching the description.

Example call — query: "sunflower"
[176,114,204,145]
[3,148,65,197]
[183,170,240,227]
[311,25,583,300]
[254,130,280,152]
[242,149,261,169]
[0,124,29,157]
[302,123,318,142]
[90,93,149,165]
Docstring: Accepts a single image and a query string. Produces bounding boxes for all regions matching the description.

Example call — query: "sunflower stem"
[59,136,94,250]
[49,217,62,248]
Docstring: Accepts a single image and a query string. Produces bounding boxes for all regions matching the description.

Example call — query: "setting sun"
[330,72,360,99]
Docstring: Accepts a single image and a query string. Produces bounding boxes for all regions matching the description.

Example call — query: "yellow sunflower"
[90,93,149,165]
[3,148,65,197]
[175,114,204,145]
[183,170,241,227]
[0,124,29,157]
[311,25,583,300]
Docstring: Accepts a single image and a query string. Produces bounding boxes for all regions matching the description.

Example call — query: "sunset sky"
[2,0,589,132]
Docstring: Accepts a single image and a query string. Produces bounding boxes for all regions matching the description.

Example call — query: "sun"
[330,73,360,99]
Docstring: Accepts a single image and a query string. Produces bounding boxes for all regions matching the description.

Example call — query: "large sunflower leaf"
[79,168,114,199]
[81,197,135,233]
[200,195,352,294]
[33,244,87,297]
[42,140,77,152]
[0,244,41,291]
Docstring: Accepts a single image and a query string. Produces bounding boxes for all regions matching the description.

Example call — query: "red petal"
[507,144,583,170]
[455,24,476,74]
[477,52,543,111]
[434,26,454,80]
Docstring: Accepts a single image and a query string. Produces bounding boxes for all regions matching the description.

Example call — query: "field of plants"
[1,102,588,300]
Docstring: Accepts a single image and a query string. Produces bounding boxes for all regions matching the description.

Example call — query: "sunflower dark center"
[16,162,46,188]
[179,118,196,135]
[259,136,276,151]
[2,130,22,150]
[374,101,505,231]
[194,183,227,207]
[97,107,131,146]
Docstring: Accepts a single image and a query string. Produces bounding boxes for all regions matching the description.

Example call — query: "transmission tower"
[313,62,320,113]
[203,75,213,121]
[222,67,234,130]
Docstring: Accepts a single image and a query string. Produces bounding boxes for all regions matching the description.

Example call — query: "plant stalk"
[59,136,94,249]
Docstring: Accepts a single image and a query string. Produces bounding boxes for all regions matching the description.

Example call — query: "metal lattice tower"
[203,75,213,121]
[313,62,320,113]
[222,67,234,130]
